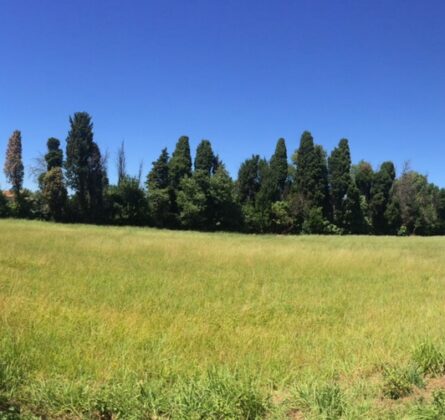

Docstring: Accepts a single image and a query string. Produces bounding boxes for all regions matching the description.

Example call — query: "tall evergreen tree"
[270,137,288,200]
[293,131,330,218]
[328,138,352,225]
[146,148,172,227]
[147,148,170,190]
[194,140,215,175]
[342,181,366,234]
[65,112,103,221]
[169,135,192,189]
[116,141,127,185]
[87,142,104,221]
[370,161,396,234]
[4,130,24,197]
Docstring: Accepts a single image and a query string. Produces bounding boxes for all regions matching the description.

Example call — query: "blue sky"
[1,0,444,189]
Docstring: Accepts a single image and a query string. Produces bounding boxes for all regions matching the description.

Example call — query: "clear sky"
[1,0,444,189]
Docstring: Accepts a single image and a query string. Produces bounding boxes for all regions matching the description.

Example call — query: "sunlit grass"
[1,219,445,417]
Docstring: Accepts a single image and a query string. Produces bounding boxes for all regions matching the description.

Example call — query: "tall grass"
[1,220,445,417]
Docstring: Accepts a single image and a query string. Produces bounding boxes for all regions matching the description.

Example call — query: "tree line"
[2,112,445,235]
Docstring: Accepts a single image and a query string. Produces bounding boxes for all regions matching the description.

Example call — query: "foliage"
[41,167,67,221]
[107,176,148,225]
[328,138,352,226]
[3,130,24,197]
[65,112,104,221]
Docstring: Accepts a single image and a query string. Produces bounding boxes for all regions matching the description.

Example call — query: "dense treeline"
[2,112,445,235]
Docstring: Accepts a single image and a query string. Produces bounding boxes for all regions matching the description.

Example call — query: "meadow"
[1,219,445,418]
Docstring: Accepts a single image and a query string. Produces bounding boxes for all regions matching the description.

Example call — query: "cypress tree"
[236,155,262,204]
[4,130,24,198]
[169,135,192,189]
[194,140,215,175]
[328,138,352,226]
[293,132,330,220]
[270,138,288,200]
[65,112,103,221]
[146,148,172,227]
[45,138,63,170]
[42,137,66,220]
[294,131,315,199]
[42,167,67,221]
[116,141,127,185]
[370,161,396,234]
[342,181,366,234]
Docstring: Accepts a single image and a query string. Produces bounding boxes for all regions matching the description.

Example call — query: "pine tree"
[328,138,352,226]
[194,140,215,175]
[147,148,170,190]
[169,135,192,189]
[270,138,288,200]
[4,130,24,197]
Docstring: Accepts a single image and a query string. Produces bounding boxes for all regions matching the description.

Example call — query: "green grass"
[1,219,445,418]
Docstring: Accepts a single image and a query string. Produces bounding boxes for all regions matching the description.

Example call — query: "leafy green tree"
[270,138,288,200]
[353,160,374,201]
[107,176,147,225]
[65,112,104,221]
[4,130,24,198]
[369,161,395,234]
[176,172,208,229]
[271,201,293,233]
[169,135,192,189]
[328,138,351,225]
[386,167,440,235]
[208,165,241,230]
[194,140,215,175]
[236,155,263,204]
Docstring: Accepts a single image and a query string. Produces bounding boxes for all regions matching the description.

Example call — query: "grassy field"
[1,219,445,418]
